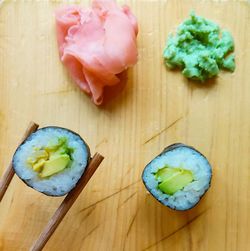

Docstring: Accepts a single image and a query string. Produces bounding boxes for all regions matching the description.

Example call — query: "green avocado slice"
[27,137,74,178]
[155,167,193,195]
[44,137,67,152]
[40,154,70,178]
[155,167,177,182]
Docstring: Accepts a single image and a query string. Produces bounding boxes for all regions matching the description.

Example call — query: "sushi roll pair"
[142,144,212,210]
[12,127,212,211]
[12,127,90,196]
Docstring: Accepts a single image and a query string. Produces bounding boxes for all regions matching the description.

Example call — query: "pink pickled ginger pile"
[55,0,138,105]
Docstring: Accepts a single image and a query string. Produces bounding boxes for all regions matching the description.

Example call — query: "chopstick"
[0,121,39,202]
[30,153,104,251]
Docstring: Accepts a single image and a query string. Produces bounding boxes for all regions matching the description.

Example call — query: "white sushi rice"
[13,127,90,196]
[142,145,212,210]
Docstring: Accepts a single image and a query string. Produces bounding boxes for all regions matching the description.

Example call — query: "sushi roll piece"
[142,143,212,210]
[12,126,90,196]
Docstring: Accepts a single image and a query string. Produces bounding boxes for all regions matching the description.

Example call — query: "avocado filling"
[27,137,74,178]
[155,166,194,195]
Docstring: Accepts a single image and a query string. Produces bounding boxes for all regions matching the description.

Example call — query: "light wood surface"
[0,1,249,251]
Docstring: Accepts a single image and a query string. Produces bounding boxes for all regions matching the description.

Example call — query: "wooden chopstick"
[30,153,104,251]
[0,121,39,202]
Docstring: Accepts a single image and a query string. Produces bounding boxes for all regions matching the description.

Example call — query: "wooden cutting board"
[0,1,249,250]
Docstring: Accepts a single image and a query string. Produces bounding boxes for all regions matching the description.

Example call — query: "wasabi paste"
[163,12,235,81]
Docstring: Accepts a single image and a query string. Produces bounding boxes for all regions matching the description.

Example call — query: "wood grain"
[0,1,249,251]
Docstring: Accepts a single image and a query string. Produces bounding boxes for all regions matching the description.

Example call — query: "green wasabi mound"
[163,12,235,81]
